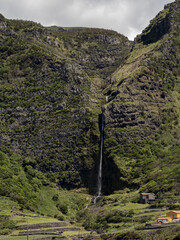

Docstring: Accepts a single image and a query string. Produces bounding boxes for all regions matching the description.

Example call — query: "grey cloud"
[0,0,174,40]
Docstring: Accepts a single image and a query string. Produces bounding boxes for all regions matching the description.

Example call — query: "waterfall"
[94,112,104,204]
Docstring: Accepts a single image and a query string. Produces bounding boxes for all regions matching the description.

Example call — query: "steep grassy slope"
[103,0,180,194]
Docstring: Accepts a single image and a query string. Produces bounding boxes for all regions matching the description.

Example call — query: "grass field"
[11,215,61,226]
[0,235,62,240]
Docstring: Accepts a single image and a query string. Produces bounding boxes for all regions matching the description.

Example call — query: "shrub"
[52,194,59,201]
[138,216,151,223]
[173,233,180,240]
[0,216,16,235]
[56,203,68,215]
[115,231,143,240]
[99,210,134,224]
[54,214,65,221]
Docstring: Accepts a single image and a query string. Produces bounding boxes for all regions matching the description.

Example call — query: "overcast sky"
[0,0,174,40]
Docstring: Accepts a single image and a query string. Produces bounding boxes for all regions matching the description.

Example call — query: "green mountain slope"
[0,0,179,209]
[103,0,180,194]
[0,13,130,193]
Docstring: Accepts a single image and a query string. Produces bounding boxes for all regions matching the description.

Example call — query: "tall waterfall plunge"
[94,112,104,204]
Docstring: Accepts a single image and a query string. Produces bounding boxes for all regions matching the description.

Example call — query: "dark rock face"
[104,74,166,136]
[138,13,170,44]
[136,0,180,45]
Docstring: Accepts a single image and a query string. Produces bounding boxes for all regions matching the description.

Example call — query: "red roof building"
[140,193,156,204]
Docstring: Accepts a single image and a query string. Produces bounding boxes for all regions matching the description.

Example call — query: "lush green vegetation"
[0,216,16,235]
[0,13,131,195]
[0,148,88,221]
[0,150,40,209]
[102,0,180,195]
[0,1,180,239]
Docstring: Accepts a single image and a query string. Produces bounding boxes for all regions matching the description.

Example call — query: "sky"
[0,0,174,40]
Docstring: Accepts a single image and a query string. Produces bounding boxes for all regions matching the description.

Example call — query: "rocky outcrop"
[135,0,180,45]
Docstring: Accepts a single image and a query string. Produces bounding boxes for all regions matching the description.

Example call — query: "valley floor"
[0,190,180,240]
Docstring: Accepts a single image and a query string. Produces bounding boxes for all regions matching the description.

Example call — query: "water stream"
[94,112,104,204]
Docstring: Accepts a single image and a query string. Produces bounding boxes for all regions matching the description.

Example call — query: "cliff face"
[0,16,131,190]
[103,0,180,194]
[0,0,179,197]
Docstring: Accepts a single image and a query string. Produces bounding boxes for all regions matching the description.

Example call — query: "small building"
[140,193,156,204]
[166,211,180,220]
[157,217,171,223]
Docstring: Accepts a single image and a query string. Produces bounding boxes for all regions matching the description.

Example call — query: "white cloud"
[0,0,174,40]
